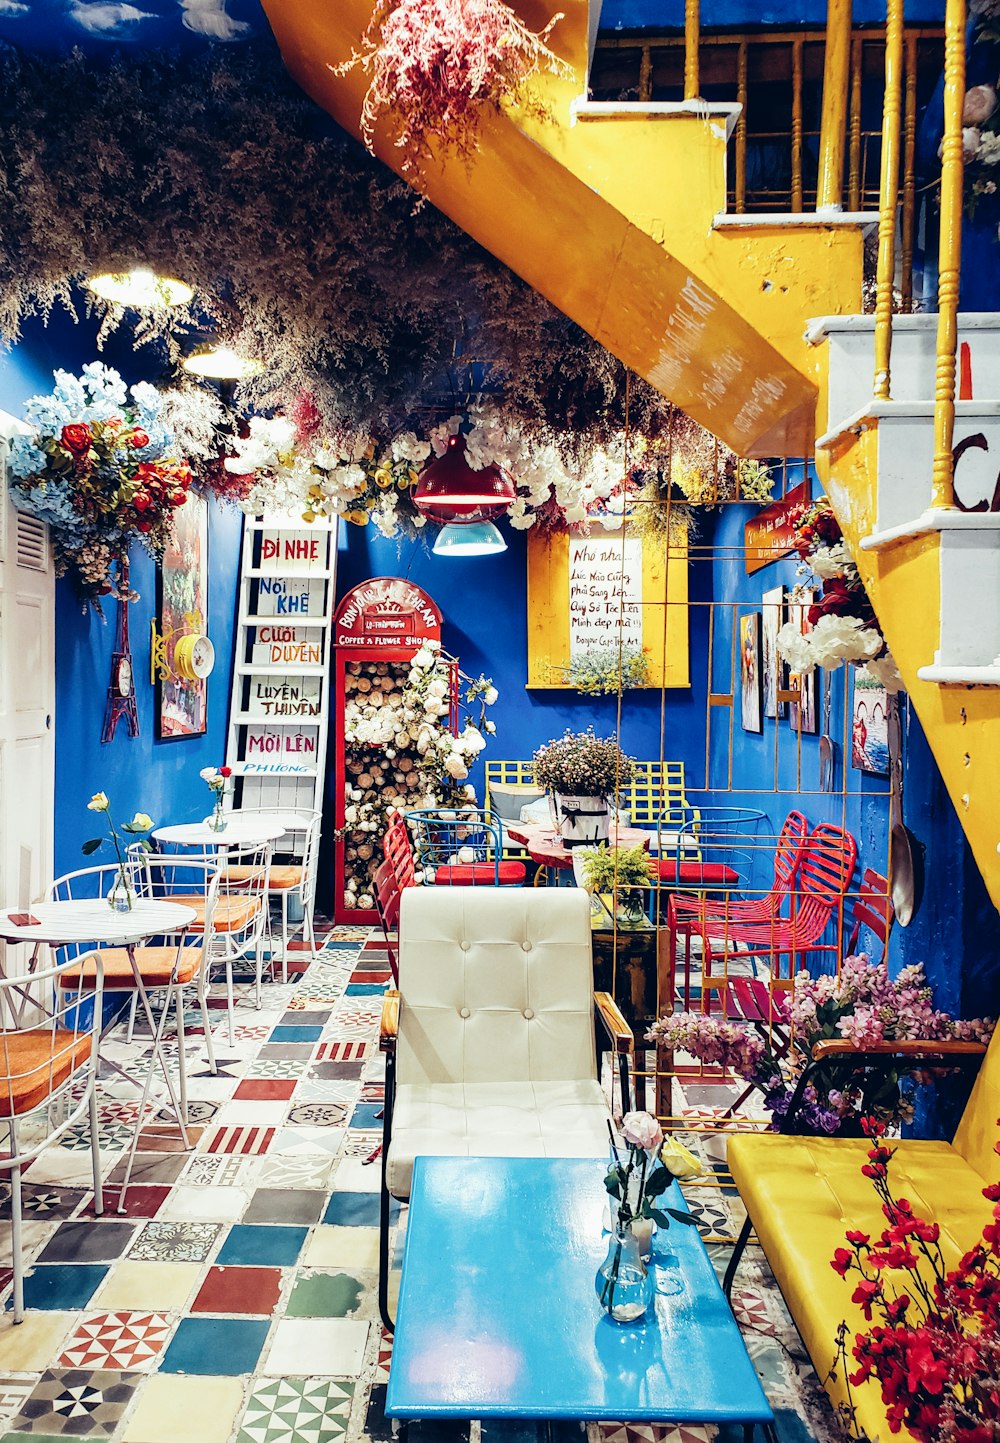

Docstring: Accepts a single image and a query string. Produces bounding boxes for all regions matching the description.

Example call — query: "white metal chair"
[145,844,272,1040]
[50,861,222,1182]
[0,952,104,1321]
[377,887,633,1331]
[227,810,322,981]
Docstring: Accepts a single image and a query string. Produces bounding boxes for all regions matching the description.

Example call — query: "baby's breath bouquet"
[532,728,635,798]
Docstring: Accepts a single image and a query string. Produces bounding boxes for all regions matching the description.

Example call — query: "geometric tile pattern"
[11,1368,142,1437]
[0,920,843,1443]
[57,1313,172,1371]
[236,1376,354,1443]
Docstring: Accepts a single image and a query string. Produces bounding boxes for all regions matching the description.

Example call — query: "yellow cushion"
[227,864,302,891]
[728,1133,994,1443]
[159,895,261,932]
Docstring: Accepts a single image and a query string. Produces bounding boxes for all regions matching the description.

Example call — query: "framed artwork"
[761,584,786,719]
[851,668,891,775]
[156,493,209,740]
[787,587,818,735]
[739,611,763,733]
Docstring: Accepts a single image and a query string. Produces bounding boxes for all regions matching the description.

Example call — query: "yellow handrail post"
[873,0,905,400]
[817,0,853,208]
[684,0,700,100]
[932,0,966,508]
[791,37,805,213]
[901,34,919,310]
[848,36,864,211]
[735,40,748,214]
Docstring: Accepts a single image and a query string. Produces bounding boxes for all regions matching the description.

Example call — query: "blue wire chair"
[403,808,527,886]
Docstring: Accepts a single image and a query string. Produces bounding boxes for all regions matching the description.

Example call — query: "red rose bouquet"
[8,363,190,603]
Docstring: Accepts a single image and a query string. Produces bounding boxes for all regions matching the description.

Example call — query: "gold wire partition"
[586,468,895,1241]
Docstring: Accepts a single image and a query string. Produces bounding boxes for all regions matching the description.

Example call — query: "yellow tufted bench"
[725,1032,997,1443]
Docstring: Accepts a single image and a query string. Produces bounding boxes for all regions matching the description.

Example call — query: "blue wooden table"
[386,1157,774,1438]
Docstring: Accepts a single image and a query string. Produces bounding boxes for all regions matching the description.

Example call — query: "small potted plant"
[578,844,654,925]
[532,729,635,847]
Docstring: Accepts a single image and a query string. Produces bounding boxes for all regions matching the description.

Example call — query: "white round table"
[0,897,199,1211]
[152,817,288,849]
[0,898,196,947]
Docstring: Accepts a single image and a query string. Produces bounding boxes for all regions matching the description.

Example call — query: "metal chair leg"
[378,1051,397,1334]
[723,1212,754,1300]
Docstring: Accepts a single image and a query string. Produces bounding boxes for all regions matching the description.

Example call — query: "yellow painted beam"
[260,0,864,457]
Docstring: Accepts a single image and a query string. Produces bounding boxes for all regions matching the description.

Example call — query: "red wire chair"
[384,812,418,891]
[844,866,893,961]
[373,859,401,984]
[670,820,856,1010]
[667,810,810,1010]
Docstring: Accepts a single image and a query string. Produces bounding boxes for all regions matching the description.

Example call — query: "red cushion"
[430,862,527,886]
[653,860,741,885]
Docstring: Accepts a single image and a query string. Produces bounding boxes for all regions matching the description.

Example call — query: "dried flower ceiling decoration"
[0,42,771,521]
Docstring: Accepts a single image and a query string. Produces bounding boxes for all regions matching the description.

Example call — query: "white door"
[0,413,55,911]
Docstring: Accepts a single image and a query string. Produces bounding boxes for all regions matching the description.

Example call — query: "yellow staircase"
[259,0,868,458]
[260,0,1000,910]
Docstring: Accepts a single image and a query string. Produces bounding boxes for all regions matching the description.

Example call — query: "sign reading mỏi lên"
[568,535,643,659]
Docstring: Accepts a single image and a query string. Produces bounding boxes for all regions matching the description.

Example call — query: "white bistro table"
[152,816,290,849]
[0,898,197,1210]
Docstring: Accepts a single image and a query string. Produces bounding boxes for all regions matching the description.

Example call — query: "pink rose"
[621,1111,664,1152]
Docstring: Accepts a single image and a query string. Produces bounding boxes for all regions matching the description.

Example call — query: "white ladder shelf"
[225,512,338,816]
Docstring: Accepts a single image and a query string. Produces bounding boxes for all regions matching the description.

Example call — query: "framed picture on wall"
[761,584,786,719]
[156,493,209,740]
[851,667,890,775]
[739,611,763,733]
[787,587,819,735]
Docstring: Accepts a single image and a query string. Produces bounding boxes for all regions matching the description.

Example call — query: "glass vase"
[107,867,135,913]
[595,1221,653,1323]
[209,796,227,833]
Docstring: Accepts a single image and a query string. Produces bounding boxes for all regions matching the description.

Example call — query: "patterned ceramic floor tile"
[251,1155,335,1191]
[0,1189,83,1222]
[202,1126,276,1157]
[247,1059,309,1081]
[285,1104,348,1128]
[182,1154,249,1188]
[126,1221,221,1263]
[57,1311,172,1371]
[11,1368,142,1437]
[236,1376,354,1443]
[56,1121,136,1154]
[313,1042,367,1065]
[0,1376,35,1432]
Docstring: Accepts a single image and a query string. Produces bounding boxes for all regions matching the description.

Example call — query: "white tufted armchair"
[377,886,633,1330]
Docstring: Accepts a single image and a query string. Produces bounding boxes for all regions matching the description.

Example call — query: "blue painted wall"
[0,314,241,881]
[334,521,711,794]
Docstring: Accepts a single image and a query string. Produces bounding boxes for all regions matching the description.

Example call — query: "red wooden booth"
[333,578,457,924]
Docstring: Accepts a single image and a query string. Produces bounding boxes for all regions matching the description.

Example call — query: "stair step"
[808,313,1000,433]
[714,210,878,229]
[818,401,1000,539]
[917,663,1000,686]
[860,509,1000,552]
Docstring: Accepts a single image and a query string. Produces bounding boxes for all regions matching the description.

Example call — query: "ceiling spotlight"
[86,267,194,308]
[432,521,507,557]
[182,346,264,380]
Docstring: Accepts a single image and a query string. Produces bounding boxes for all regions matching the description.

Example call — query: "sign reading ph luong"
[527,526,689,689]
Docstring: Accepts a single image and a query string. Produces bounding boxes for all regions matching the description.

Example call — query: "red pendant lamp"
[412,435,515,523]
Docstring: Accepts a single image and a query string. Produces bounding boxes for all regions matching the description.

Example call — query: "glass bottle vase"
[107,867,135,913]
[209,796,227,833]
[595,1221,653,1323]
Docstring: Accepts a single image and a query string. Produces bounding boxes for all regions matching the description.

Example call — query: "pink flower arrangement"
[337,0,572,176]
[648,957,995,1135]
